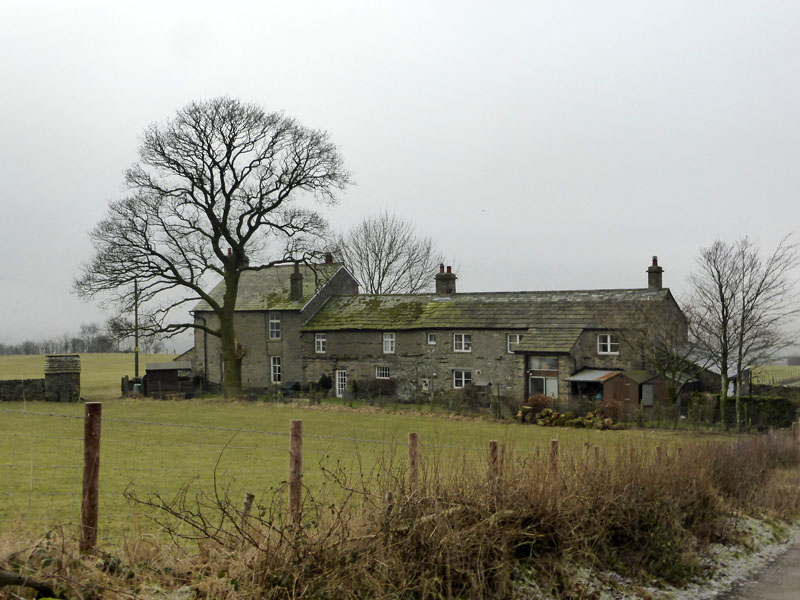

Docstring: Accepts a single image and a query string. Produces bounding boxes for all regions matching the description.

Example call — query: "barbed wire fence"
[5,404,787,551]
[2,404,537,550]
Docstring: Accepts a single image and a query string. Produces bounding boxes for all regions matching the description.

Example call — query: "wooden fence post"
[488,440,499,485]
[80,402,102,554]
[408,432,419,494]
[289,420,303,526]
[550,439,559,473]
[241,492,255,535]
[593,445,600,468]
[655,445,663,466]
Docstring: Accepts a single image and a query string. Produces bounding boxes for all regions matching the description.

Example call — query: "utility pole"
[134,278,139,379]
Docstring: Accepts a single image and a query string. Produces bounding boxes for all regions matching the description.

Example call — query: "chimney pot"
[647,256,664,290]
[435,264,457,295]
[227,248,232,256]
[290,262,304,301]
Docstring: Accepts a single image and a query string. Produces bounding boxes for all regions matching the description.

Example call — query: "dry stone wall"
[0,379,45,401]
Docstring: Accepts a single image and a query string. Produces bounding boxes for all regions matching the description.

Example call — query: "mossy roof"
[302,288,670,332]
[193,263,343,312]
[514,327,585,353]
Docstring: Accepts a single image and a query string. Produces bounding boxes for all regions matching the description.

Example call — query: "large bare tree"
[335,212,445,294]
[689,236,798,429]
[75,97,350,397]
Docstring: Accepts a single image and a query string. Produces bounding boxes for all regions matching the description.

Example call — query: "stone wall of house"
[302,328,528,400]
[0,379,45,401]
[571,330,646,373]
[193,267,360,391]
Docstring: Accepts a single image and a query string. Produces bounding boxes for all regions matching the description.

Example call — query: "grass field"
[0,353,732,545]
[0,352,177,399]
[1,397,732,542]
[752,365,800,386]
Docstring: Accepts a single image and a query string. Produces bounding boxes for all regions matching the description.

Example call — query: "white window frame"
[315,332,326,354]
[383,332,396,354]
[453,333,472,353]
[507,333,523,354]
[453,369,472,389]
[335,370,347,398]
[270,356,281,384]
[376,365,390,379]
[426,332,437,345]
[268,311,281,340]
[529,375,558,398]
[597,333,620,355]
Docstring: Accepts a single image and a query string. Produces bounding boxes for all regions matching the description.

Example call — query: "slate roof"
[193,263,344,312]
[302,288,670,332]
[514,327,585,353]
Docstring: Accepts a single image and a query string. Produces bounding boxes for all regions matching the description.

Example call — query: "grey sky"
[1,0,798,349]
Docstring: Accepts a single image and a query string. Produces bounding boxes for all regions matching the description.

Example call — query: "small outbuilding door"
[335,370,347,398]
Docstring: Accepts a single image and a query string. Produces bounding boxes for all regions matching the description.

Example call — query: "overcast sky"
[1,0,799,350]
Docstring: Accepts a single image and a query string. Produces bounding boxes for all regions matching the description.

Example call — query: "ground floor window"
[453,369,472,389]
[530,375,558,398]
[270,356,281,384]
[376,365,390,379]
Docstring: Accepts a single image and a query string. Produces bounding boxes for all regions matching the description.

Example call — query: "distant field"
[0,352,177,400]
[751,365,800,386]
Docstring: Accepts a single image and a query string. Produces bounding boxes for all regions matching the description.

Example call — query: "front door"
[335,370,347,398]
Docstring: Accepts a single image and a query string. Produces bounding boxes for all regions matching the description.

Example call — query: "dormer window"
[597,333,619,355]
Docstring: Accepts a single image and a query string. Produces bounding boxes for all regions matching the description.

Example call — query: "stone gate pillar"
[44,354,81,402]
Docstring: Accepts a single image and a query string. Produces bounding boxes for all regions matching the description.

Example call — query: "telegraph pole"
[134,278,139,379]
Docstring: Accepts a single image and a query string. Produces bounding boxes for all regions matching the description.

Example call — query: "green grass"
[0,395,732,542]
[0,352,177,399]
[0,352,735,544]
[752,365,800,386]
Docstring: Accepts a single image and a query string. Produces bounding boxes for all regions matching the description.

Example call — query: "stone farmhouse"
[191,257,687,411]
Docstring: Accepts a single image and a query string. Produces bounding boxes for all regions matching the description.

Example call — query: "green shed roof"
[193,263,344,312]
[302,288,670,332]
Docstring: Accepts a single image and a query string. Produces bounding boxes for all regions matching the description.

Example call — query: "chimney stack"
[647,256,663,290]
[290,262,304,301]
[324,252,334,264]
[435,264,457,295]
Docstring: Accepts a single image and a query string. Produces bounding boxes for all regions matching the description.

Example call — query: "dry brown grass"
[4,432,800,599]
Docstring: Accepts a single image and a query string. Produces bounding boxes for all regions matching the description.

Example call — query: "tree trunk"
[734,373,743,431]
[219,268,243,398]
[719,372,729,431]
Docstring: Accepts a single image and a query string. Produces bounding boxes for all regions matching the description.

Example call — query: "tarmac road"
[722,543,800,600]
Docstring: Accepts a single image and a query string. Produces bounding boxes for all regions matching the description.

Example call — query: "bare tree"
[731,236,799,426]
[335,212,445,294]
[689,236,799,429]
[75,97,350,396]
